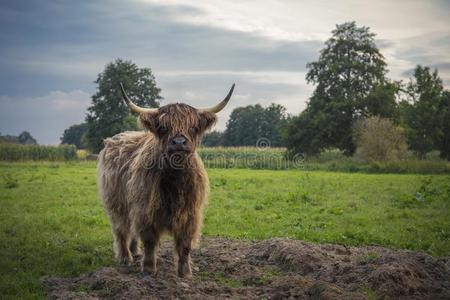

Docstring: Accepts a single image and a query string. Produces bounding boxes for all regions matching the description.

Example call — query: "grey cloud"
[156,71,312,131]
[375,39,395,49]
[1,0,449,144]
[401,69,415,78]
[0,0,322,98]
[389,32,450,87]
[0,0,321,144]
[401,62,450,78]
[431,63,450,71]
[394,33,450,64]
[0,90,90,144]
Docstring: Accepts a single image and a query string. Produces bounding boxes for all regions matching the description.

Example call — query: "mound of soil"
[43,237,450,299]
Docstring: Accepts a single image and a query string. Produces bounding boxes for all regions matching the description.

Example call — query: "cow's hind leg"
[141,228,160,276]
[112,227,133,265]
[174,234,193,278]
[129,236,142,257]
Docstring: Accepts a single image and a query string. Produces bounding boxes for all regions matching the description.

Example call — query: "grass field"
[3,144,450,174]
[1,162,450,298]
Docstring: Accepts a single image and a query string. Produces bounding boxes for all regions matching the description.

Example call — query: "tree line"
[285,22,449,160]
[0,131,37,145]
[61,22,450,160]
[61,59,291,152]
[203,103,290,147]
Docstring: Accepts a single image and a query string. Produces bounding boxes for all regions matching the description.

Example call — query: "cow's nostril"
[171,136,187,146]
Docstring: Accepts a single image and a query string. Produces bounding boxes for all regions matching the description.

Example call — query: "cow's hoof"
[142,264,157,277]
[118,256,133,266]
[177,270,192,279]
[132,251,143,258]
[142,270,157,278]
[177,263,192,279]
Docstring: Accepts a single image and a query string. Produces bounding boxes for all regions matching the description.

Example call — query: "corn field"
[0,143,77,161]
[198,147,303,169]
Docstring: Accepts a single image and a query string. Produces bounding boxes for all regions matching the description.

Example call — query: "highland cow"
[97,83,234,278]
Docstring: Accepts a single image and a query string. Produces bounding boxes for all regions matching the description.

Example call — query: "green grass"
[2,145,450,173]
[1,162,450,298]
[198,147,450,173]
[205,169,450,253]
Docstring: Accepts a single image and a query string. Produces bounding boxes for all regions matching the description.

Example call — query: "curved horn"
[120,83,158,114]
[199,83,235,113]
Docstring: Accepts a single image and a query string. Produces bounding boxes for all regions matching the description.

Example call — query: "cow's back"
[97,131,154,225]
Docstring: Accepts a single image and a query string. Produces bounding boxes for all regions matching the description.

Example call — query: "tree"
[60,123,88,148]
[223,105,264,146]
[202,131,224,147]
[353,116,407,162]
[285,109,328,157]
[0,131,37,144]
[18,131,37,145]
[287,22,388,155]
[438,91,450,160]
[84,59,162,153]
[402,65,443,158]
[360,81,400,120]
[223,103,288,147]
[262,104,290,146]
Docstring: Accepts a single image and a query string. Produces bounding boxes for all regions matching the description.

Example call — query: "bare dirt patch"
[43,237,450,299]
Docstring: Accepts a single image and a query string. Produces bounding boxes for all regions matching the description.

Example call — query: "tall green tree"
[360,81,400,120]
[84,59,162,153]
[60,123,88,148]
[402,65,443,158]
[223,103,288,147]
[285,109,327,157]
[287,22,388,155]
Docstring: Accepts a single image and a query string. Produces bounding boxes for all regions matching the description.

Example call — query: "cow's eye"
[189,127,197,135]
[158,126,168,135]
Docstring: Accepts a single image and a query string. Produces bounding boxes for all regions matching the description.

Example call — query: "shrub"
[425,151,441,161]
[353,116,407,163]
[76,149,89,159]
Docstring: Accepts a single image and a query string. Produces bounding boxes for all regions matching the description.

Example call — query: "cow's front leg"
[141,228,160,276]
[174,235,193,278]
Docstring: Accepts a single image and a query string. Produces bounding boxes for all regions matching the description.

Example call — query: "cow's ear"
[138,111,159,133]
[199,111,217,132]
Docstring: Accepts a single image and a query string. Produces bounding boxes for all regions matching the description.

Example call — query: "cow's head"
[120,83,234,156]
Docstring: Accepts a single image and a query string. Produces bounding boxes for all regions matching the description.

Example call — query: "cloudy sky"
[0,0,449,144]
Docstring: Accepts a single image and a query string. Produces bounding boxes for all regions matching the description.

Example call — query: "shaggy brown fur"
[97,103,217,278]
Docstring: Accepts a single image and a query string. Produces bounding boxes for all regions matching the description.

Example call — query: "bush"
[0,144,77,161]
[369,159,450,174]
[353,116,407,163]
[425,151,441,161]
[76,149,89,159]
